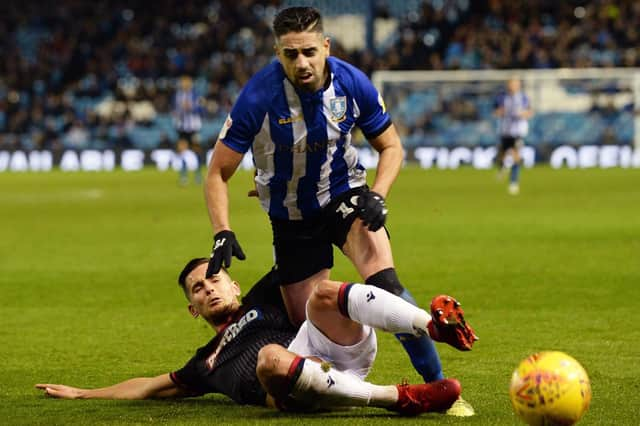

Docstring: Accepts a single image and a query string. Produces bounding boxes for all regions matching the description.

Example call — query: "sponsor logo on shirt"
[275,139,337,154]
[205,309,260,370]
[278,115,304,125]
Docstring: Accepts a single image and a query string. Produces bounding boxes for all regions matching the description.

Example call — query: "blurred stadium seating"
[376,72,635,148]
[1,0,639,153]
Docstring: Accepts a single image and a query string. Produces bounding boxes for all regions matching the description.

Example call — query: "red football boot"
[427,295,478,351]
[389,379,462,416]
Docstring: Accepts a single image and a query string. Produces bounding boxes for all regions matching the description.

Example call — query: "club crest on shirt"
[329,96,347,122]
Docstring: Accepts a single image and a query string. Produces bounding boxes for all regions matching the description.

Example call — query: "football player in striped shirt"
[494,77,533,195]
[173,75,205,185]
[203,6,471,414]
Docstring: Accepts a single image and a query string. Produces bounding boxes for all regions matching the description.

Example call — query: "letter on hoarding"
[29,151,53,171]
[448,147,471,169]
[121,150,145,171]
[60,151,80,171]
[550,146,577,169]
[150,149,173,171]
[578,146,598,168]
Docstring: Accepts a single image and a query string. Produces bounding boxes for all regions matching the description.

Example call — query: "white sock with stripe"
[340,283,431,336]
[289,357,397,409]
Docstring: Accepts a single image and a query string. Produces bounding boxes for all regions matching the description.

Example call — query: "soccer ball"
[509,351,591,425]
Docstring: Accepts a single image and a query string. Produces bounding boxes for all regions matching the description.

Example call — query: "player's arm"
[493,94,505,117]
[204,141,247,275]
[355,96,404,231]
[204,94,260,274]
[367,123,404,198]
[36,373,190,400]
[205,141,244,234]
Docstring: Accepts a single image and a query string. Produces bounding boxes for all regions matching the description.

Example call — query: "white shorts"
[287,318,377,380]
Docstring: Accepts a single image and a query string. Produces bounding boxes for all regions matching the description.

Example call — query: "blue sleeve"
[352,70,392,139]
[494,93,505,109]
[220,83,267,154]
[522,94,530,109]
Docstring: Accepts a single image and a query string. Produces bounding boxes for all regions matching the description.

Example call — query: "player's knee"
[257,344,282,374]
[256,344,287,387]
[308,280,340,312]
[256,344,297,400]
[365,268,404,296]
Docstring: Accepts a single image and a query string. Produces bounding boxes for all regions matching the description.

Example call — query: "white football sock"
[291,358,397,409]
[345,283,431,336]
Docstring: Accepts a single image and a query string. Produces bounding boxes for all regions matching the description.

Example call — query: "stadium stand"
[1,0,638,151]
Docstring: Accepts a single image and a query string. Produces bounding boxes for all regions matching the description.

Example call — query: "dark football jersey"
[170,303,296,405]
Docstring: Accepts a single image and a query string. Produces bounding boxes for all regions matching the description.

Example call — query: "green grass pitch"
[1,166,639,425]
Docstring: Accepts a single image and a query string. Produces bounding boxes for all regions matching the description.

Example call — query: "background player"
[173,75,204,185]
[204,6,453,398]
[36,258,476,415]
[494,77,533,195]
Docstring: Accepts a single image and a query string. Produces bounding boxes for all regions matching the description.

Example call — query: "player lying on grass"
[36,258,477,415]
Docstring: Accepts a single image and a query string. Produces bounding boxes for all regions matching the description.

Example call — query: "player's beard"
[294,72,317,92]
[295,66,328,92]
[209,303,239,327]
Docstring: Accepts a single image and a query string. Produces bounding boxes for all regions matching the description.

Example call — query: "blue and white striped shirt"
[174,89,203,133]
[219,56,391,220]
[495,91,530,138]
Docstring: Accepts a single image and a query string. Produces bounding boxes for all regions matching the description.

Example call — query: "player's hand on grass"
[357,190,388,232]
[36,383,84,399]
[206,230,246,277]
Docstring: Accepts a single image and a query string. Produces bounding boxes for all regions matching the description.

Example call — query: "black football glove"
[206,230,246,277]
[356,190,388,232]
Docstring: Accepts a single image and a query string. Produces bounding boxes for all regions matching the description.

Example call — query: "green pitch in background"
[1,166,638,425]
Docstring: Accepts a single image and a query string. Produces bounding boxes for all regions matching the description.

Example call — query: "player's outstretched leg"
[257,346,460,415]
[338,283,478,351]
[389,379,461,416]
[365,269,443,382]
[338,284,478,417]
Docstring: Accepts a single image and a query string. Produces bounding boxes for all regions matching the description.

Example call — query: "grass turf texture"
[1,166,639,425]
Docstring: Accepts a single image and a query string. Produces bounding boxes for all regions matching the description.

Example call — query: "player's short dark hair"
[178,258,230,297]
[178,258,208,293]
[273,7,323,37]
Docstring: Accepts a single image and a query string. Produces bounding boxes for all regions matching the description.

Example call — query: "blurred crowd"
[1,0,639,151]
[390,0,640,70]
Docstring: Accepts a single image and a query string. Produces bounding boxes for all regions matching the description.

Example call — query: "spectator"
[2,0,640,153]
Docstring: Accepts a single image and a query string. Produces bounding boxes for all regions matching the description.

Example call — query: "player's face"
[508,79,521,93]
[275,30,330,92]
[185,263,241,324]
